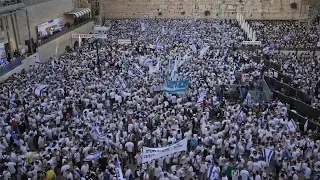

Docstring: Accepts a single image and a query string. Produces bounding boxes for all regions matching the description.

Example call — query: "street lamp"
[91,39,101,77]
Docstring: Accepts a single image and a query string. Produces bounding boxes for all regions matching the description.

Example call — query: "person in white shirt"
[240,169,249,180]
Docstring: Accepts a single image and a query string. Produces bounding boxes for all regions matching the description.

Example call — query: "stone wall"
[103,0,309,20]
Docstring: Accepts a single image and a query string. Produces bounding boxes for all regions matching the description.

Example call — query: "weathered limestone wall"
[103,0,309,20]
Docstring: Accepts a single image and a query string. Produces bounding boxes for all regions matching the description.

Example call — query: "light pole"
[91,39,101,77]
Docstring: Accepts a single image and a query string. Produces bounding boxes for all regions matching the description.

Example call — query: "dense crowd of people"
[0,18,320,180]
[249,20,319,49]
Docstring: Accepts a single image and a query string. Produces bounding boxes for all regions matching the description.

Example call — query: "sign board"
[242,41,262,46]
[37,17,63,39]
[117,39,131,45]
[71,34,107,39]
[93,25,110,32]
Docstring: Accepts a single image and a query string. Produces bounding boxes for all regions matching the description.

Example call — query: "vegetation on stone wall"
[181,11,185,15]
[290,2,298,9]
[158,12,162,16]
[204,10,210,16]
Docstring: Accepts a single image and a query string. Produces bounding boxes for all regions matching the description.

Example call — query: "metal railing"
[0,0,22,7]
[38,18,94,47]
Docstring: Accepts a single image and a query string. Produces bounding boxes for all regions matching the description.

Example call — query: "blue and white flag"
[199,46,210,58]
[243,92,253,107]
[9,90,15,104]
[91,126,107,141]
[133,63,144,75]
[237,110,245,123]
[84,151,102,161]
[197,92,206,105]
[149,60,160,74]
[304,120,308,132]
[191,44,197,54]
[263,148,274,166]
[35,55,41,68]
[9,130,21,146]
[120,77,127,89]
[286,119,297,132]
[115,156,125,180]
[163,79,189,94]
[74,167,81,178]
[207,164,219,180]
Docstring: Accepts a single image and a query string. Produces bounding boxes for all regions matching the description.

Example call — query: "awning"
[64,8,91,18]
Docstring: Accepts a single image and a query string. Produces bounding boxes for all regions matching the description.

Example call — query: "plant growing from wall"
[181,11,185,15]
[204,10,210,16]
[80,0,89,8]
[290,2,297,9]
[239,0,243,3]
[158,12,162,16]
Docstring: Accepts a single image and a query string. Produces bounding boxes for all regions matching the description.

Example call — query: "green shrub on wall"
[158,12,162,16]
[290,2,297,9]
[204,10,210,16]
[181,11,185,15]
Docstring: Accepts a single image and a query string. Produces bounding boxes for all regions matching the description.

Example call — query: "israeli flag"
[91,126,107,141]
[133,63,144,75]
[243,92,253,107]
[199,46,210,58]
[74,167,81,178]
[207,164,219,180]
[84,151,102,161]
[263,148,274,166]
[141,22,146,31]
[238,110,245,123]
[162,26,166,35]
[128,70,135,77]
[191,44,197,54]
[149,60,160,74]
[34,55,41,68]
[115,156,125,180]
[9,130,21,146]
[304,120,308,132]
[197,92,206,105]
[34,85,48,96]
[9,90,15,104]
[286,119,297,132]
[120,77,127,89]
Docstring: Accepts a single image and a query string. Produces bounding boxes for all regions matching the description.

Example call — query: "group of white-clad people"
[0,18,319,180]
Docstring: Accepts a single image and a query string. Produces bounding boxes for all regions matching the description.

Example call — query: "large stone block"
[103,0,308,20]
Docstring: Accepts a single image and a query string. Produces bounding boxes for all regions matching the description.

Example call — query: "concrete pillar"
[4,16,12,57]
[25,9,33,54]
[14,13,20,44]
[10,14,19,51]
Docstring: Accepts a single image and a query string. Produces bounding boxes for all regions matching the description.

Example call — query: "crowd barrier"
[0,53,39,83]
[273,91,320,132]
[0,58,23,76]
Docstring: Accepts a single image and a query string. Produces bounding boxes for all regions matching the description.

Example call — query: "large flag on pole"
[263,148,274,166]
[35,54,41,68]
[123,55,129,68]
[115,156,124,180]
[304,120,308,132]
[9,130,21,146]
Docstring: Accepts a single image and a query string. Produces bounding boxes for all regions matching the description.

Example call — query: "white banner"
[142,138,188,163]
[93,25,110,32]
[117,39,131,45]
[71,34,107,39]
[242,41,262,46]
